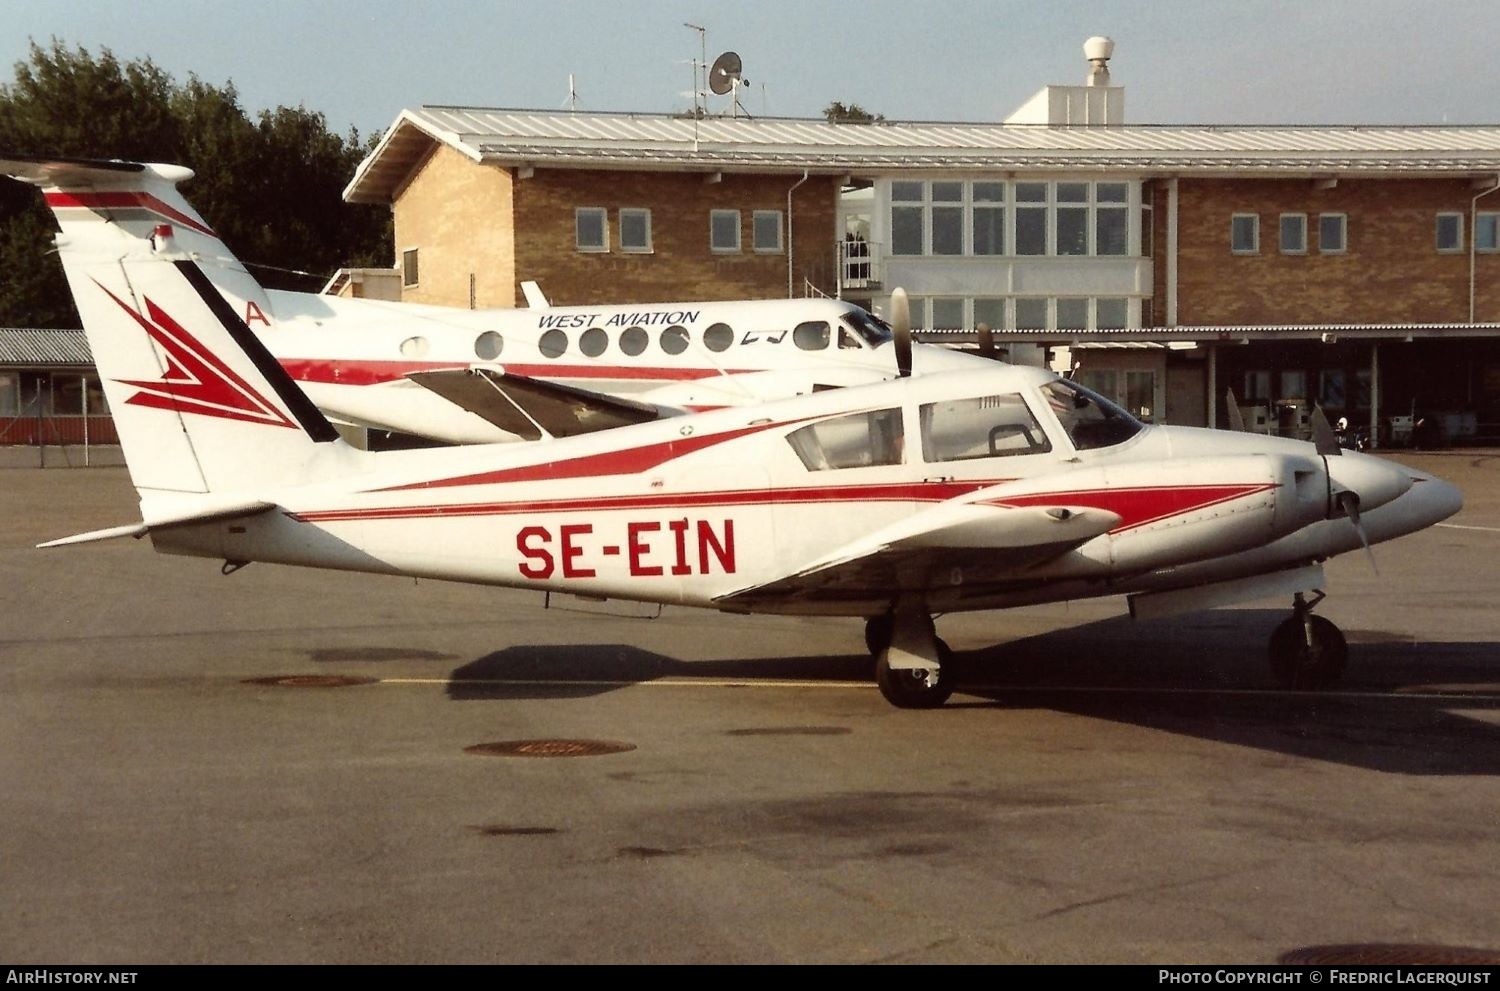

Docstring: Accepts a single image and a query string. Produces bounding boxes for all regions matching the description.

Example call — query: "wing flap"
[407,367,670,440]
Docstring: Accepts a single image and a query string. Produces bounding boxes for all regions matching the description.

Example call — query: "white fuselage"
[258,291,989,443]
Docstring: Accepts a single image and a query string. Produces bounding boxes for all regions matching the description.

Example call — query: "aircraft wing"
[406,367,672,441]
[716,498,1120,610]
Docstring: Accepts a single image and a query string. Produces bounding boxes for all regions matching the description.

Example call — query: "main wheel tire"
[1269,615,1348,690]
[875,637,955,709]
[864,613,894,656]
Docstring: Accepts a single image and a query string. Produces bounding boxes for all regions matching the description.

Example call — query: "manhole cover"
[1280,944,1500,965]
[465,739,636,758]
[242,675,377,688]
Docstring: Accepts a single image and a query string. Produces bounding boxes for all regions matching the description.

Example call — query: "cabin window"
[786,408,904,471]
[920,394,1050,462]
[703,323,734,352]
[620,208,652,252]
[710,210,741,253]
[661,325,690,355]
[576,208,608,252]
[399,335,429,358]
[474,331,503,360]
[619,326,648,356]
[579,327,608,357]
[401,248,419,288]
[539,329,568,358]
[752,211,783,253]
[793,321,830,350]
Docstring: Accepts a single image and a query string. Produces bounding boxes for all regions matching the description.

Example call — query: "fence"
[0,373,120,467]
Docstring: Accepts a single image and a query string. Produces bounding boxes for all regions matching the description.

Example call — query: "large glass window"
[1056,298,1088,329]
[972,182,1005,255]
[1096,182,1129,256]
[920,394,1051,462]
[931,298,964,331]
[1015,298,1048,329]
[1015,182,1048,255]
[1055,182,1089,256]
[0,372,19,415]
[891,181,925,256]
[930,181,964,255]
[787,408,904,471]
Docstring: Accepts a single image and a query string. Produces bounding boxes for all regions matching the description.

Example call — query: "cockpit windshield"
[841,308,895,346]
[1040,379,1145,451]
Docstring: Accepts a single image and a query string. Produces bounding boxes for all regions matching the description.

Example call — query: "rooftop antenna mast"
[563,73,580,112]
[709,50,750,118]
[683,22,707,117]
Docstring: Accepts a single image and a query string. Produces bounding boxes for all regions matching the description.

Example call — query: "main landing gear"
[865,609,955,709]
[1268,591,1348,690]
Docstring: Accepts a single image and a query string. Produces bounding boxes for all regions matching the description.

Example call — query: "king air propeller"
[889,287,913,378]
[1311,405,1379,572]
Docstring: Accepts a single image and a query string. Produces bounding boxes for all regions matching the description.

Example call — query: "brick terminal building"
[344,40,1500,445]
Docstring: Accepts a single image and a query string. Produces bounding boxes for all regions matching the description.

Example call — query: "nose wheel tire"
[1269,614,1347,690]
[876,637,955,709]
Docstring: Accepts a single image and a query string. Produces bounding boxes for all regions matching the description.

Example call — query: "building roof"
[346,105,1500,204]
[918,323,1500,345]
[0,328,91,367]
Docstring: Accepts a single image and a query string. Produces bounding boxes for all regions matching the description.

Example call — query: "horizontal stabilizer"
[0,154,148,187]
[407,366,670,441]
[38,498,276,549]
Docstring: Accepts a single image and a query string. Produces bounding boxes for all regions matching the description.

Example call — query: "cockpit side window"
[1040,380,1144,451]
[841,308,895,345]
[793,321,831,350]
[920,394,1051,462]
[838,327,863,350]
[786,408,904,471]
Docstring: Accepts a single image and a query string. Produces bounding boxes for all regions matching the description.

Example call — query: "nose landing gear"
[1269,590,1348,690]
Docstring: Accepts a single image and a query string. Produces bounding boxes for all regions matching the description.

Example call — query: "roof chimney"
[1084,36,1115,87]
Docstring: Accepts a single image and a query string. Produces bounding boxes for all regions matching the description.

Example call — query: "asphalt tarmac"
[2,452,1497,964]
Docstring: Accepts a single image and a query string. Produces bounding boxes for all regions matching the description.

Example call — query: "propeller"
[1311,405,1378,572]
[1225,388,1246,432]
[890,287,912,378]
[975,322,997,360]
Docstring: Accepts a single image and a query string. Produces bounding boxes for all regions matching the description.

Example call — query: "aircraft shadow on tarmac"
[443,609,1500,776]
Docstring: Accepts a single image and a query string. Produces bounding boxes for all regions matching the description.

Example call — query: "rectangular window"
[1096,182,1129,256]
[752,210,783,253]
[1124,370,1156,422]
[930,181,963,255]
[971,182,1005,255]
[1015,183,1048,256]
[920,395,1051,462]
[931,298,964,330]
[401,247,419,287]
[1477,212,1500,252]
[1096,297,1129,329]
[1318,213,1347,254]
[1231,214,1259,254]
[973,298,1006,330]
[1056,298,1088,329]
[1437,212,1464,253]
[575,208,607,252]
[619,208,652,252]
[0,372,18,415]
[1280,214,1308,254]
[1015,298,1048,329]
[891,181,924,256]
[710,209,741,252]
[1055,182,1089,256]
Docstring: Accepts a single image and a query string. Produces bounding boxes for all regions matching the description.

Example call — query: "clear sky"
[4,0,1497,136]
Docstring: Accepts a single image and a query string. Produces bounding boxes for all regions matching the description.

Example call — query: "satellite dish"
[709,51,743,96]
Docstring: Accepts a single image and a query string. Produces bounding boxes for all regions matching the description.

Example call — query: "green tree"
[0,40,390,328]
[823,101,885,124]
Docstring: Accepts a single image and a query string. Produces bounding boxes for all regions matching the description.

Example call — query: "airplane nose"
[1406,472,1464,524]
[1327,451,1414,515]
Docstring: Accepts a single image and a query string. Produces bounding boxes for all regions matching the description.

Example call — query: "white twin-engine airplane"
[10,156,1463,708]
[9,156,990,446]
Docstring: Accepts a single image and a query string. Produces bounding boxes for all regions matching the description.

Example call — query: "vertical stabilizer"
[2,156,343,495]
